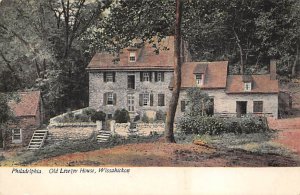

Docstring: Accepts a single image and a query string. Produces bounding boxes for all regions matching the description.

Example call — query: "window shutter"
[161,94,165,106]
[155,72,158,82]
[140,72,143,82]
[113,93,117,105]
[103,93,107,105]
[139,94,143,106]
[150,94,154,106]
[103,72,106,82]
[161,72,164,82]
[113,72,116,82]
[149,72,153,82]
[181,101,186,112]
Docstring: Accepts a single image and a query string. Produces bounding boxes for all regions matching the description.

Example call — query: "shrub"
[141,114,150,123]
[91,111,106,122]
[82,108,97,116]
[179,116,269,135]
[114,109,130,123]
[74,113,90,122]
[155,110,166,122]
[133,114,140,122]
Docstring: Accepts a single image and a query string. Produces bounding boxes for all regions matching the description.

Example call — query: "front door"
[127,94,135,112]
[236,101,247,117]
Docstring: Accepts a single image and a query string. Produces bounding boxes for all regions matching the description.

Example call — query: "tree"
[185,88,211,117]
[164,0,183,143]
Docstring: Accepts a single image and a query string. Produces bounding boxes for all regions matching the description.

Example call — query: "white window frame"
[107,92,114,105]
[106,72,113,82]
[127,94,135,112]
[196,74,203,86]
[244,82,252,92]
[143,93,150,106]
[129,52,136,62]
[157,72,162,82]
[143,72,150,82]
[12,129,22,144]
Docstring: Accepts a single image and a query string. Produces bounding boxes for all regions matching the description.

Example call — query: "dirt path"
[269,118,300,155]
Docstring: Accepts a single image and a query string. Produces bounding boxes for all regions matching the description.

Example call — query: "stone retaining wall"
[48,126,96,141]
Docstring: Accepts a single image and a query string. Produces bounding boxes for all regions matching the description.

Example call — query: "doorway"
[236,101,247,117]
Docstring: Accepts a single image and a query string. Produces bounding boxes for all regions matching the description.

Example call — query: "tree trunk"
[233,28,244,74]
[164,0,183,143]
[292,43,299,77]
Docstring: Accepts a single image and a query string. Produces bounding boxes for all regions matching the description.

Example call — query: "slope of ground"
[31,141,298,167]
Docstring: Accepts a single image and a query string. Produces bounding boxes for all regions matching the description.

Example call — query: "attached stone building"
[0,91,44,149]
[87,36,279,120]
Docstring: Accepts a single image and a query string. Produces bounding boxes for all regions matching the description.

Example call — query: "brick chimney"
[270,59,277,80]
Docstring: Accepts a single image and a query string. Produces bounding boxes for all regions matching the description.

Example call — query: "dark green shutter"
[161,72,164,82]
[113,93,117,105]
[149,72,152,82]
[155,72,158,82]
[140,72,143,82]
[150,94,153,106]
[113,72,116,82]
[103,93,107,105]
[103,72,106,82]
[139,94,143,106]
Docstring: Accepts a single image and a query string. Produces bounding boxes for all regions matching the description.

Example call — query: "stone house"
[87,36,279,120]
[173,60,279,119]
[87,36,188,119]
[0,91,44,149]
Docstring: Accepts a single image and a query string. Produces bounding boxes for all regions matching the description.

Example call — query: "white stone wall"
[89,71,173,116]
[114,122,130,136]
[176,89,278,119]
[48,127,96,141]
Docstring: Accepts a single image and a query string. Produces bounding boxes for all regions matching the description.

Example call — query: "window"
[253,101,263,113]
[127,75,135,89]
[196,74,203,86]
[139,93,153,106]
[155,72,164,82]
[127,94,135,112]
[143,93,150,106]
[12,129,22,143]
[129,52,136,62]
[143,72,150,82]
[244,82,252,91]
[158,94,165,106]
[104,72,115,82]
[104,92,116,105]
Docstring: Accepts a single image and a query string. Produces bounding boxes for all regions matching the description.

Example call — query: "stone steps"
[28,130,48,150]
[97,130,111,143]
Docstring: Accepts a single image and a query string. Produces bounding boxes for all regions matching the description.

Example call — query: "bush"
[82,108,97,116]
[141,114,150,123]
[91,111,106,122]
[114,109,130,123]
[74,113,90,122]
[156,110,166,122]
[179,116,269,135]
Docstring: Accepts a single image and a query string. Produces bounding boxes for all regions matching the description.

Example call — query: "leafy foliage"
[91,111,106,122]
[179,116,269,135]
[113,109,130,123]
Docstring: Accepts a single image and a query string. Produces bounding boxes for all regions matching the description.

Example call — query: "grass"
[176,131,294,157]
[194,132,292,156]
[0,133,162,166]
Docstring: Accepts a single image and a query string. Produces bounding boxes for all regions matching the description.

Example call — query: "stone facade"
[89,71,173,117]
[175,89,278,120]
